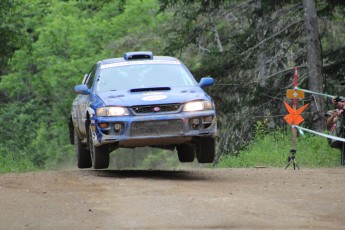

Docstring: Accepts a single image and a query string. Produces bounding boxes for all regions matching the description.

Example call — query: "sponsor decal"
[142,95,167,101]
[142,92,163,95]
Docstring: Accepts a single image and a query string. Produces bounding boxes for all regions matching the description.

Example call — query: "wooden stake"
[285,67,300,170]
[292,67,298,151]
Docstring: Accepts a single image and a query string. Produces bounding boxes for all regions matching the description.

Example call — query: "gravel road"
[1,168,345,229]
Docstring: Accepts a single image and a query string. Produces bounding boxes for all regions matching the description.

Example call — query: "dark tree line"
[158,0,345,160]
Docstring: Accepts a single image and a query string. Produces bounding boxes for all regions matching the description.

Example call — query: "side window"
[85,65,97,89]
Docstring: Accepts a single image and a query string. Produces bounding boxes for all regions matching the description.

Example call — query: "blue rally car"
[69,51,217,169]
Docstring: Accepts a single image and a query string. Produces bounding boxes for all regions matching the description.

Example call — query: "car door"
[75,64,98,136]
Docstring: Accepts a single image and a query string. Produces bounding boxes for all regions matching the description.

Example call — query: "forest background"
[1,0,345,171]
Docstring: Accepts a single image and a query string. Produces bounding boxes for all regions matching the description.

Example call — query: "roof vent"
[124,51,153,60]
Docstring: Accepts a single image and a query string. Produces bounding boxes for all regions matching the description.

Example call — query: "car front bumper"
[90,111,217,148]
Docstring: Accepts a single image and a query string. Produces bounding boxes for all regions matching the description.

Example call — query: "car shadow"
[86,169,209,181]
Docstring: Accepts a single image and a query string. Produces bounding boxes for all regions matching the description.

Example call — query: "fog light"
[204,116,213,122]
[191,118,201,130]
[192,118,200,125]
[114,123,121,131]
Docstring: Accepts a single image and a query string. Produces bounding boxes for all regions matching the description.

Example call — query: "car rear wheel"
[196,137,215,163]
[177,143,195,162]
[74,129,92,168]
[89,126,109,169]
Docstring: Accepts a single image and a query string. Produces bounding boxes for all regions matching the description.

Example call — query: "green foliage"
[142,149,180,169]
[1,0,345,172]
[0,151,36,174]
[0,0,172,171]
[0,0,186,172]
[109,148,180,169]
[253,119,269,137]
[0,100,39,173]
[0,0,29,75]
[217,129,340,168]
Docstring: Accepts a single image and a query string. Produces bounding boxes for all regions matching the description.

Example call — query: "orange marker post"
[285,67,307,170]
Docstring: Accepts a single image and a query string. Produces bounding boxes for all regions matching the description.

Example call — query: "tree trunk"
[254,0,267,87]
[302,0,325,131]
[210,14,224,52]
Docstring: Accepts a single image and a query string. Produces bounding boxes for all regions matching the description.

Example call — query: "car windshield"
[96,62,197,92]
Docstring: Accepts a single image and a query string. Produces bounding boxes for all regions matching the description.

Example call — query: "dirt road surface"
[1,168,345,229]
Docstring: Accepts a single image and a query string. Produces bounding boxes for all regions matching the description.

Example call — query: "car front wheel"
[89,126,110,169]
[196,137,215,163]
[177,143,195,162]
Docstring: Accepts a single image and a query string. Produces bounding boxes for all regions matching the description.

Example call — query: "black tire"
[89,126,109,169]
[74,130,92,168]
[196,137,215,163]
[177,143,195,162]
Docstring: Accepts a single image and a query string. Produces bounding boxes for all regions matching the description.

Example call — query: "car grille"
[130,120,184,137]
[131,104,181,115]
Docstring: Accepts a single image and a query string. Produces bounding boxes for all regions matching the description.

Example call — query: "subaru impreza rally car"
[68,51,217,169]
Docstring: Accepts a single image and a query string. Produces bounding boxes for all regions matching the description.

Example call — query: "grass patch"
[217,130,341,168]
[0,153,37,174]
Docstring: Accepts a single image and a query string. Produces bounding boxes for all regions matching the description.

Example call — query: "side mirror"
[199,77,214,88]
[74,84,90,95]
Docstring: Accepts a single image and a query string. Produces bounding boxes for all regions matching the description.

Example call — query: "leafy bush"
[0,149,36,173]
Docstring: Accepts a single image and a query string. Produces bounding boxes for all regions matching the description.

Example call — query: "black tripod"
[285,149,300,170]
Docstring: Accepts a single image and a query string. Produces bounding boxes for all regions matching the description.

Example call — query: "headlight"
[96,107,129,116]
[183,101,213,112]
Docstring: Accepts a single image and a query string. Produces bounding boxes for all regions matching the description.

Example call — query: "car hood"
[96,87,209,106]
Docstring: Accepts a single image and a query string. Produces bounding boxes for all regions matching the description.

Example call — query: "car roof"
[98,52,180,65]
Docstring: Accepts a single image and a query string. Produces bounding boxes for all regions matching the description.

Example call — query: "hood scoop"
[129,87,171,93]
